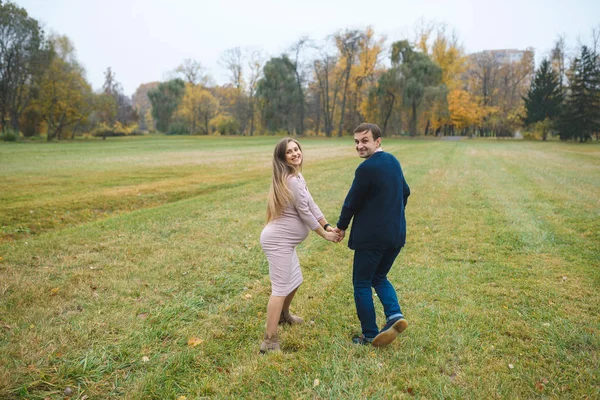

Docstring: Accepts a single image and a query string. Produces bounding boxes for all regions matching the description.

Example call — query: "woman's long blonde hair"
[266,138,303,223]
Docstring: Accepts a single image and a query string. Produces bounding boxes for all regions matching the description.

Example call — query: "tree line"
[1,1,598,142]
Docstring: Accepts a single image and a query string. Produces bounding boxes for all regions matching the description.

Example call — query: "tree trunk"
[322,90,332,137]
[337,68,351,137]
[71,123,79,140]
[10,114,20,132]
[295,73,304,135]
[54,114,67,141]
[315,97,321,136]
[382,93,395,137]
[424,119,430,136]
[323,80,332,137]
[249,95,255,136]
[410,101,417,136]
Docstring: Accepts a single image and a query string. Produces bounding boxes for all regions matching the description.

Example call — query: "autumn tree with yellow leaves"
[36,35,93,141]
[8,3,583,141]
[176,83,219,134]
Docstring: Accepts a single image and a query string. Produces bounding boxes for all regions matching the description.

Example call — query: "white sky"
[13,0,600,96]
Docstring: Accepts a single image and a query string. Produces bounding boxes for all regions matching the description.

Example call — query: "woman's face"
[285,141,302,167]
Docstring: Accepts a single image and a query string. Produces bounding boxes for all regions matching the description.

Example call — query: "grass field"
[0,135,599,399]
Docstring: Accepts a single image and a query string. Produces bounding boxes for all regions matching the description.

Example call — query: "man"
[335,122,410,347]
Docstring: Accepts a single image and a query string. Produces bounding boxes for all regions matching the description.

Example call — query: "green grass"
[0,135,598,399]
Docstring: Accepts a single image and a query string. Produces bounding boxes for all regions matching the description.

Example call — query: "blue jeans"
[353,248,403,338]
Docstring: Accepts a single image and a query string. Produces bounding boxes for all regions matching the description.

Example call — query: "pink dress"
[260,173,324,296]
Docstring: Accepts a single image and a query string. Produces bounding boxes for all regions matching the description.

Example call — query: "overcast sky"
[13,0,600,96]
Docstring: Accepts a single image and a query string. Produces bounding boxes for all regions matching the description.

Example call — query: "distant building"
[469,49,531,65]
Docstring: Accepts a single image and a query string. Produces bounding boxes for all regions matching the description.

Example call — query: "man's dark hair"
[354,123,381,140]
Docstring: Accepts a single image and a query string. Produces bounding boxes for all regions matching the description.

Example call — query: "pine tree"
[558,46,600,142]
[523,59,563,140]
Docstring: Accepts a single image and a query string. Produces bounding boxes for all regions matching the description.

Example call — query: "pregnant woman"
[259,137,338,353]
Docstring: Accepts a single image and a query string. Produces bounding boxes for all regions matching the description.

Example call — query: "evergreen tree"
[523,59,563,140]
[256,56,302,134]
[558,46,600,142]
[391,40,443,136]
[147,79,185,133]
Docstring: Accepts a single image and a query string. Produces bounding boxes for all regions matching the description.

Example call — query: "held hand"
[333,227,346,243]
[325,231,340,243]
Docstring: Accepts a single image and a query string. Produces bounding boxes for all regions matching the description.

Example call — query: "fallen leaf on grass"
[187,337,204,347]
[508,364,514,369]
[313,379,320,387]
[535,381,545,391]
[177,396,187,400]
[50,287,59,296]
[244,293,252,299]
[141,356,150,363]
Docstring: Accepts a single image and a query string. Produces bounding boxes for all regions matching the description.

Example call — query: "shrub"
[522,131,541,140]
[1,129,19,142]
[210,115,240,135]
[91,122,142,137]
[167,122,189,135]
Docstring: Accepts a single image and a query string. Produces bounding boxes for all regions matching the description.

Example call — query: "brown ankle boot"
[279,310,304,325]
[259,333,280,354]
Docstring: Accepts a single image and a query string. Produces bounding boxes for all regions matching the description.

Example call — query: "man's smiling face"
[354,129,381,159]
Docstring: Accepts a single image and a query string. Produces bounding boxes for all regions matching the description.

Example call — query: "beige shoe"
[259,333,280,354]
[279,310,304,325]
[372,318,408,347]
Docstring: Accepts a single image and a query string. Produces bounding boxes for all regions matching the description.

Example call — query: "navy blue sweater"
[336,151,410,250]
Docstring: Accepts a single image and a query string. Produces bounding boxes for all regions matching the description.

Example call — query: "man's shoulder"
[361,152,397,167]
[356,158,376,174]
[380,151,399,160]
[377,152,402,168]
